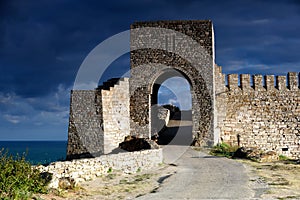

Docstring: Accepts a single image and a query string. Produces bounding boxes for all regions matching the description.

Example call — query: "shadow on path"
[157,111,193,146]
[136,148,255,199]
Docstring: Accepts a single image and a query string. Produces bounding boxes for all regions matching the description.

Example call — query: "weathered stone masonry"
[67,20,300,160]
[130,20,214,145]
[67,90,103,159]
[67,78,130,159]
[215,66,300,159]
[39,149,162,189]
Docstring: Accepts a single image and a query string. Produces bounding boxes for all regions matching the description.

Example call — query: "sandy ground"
[239,159,300,200]
[35,163,177,200]
[35,151,300,200]
[34,116,300,200]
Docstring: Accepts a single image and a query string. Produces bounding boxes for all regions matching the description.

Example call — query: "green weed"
[210,143,239,158]
[107,167,113,173]
[0,149,50,199]
[279,155,289,161]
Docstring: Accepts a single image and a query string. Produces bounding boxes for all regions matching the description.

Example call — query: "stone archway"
[150,68,193,145]
[66,20,216,160]
[129,21,215,147]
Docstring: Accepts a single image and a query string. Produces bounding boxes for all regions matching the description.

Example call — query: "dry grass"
[84,172,156,199]
[36,152,300,200]
[239,159,300,200]
[37,164,176,200]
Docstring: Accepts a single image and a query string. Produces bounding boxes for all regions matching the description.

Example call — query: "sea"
[0,141,67,165]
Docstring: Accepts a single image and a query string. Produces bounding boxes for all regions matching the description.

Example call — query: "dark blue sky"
[0,0,300,140]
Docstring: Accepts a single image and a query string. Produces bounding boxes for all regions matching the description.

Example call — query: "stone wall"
[130,20,215,146]
[101,78,130,153]
[67,20,300,160]
[151,105,170,136]
[67,90,104,159]
[215,65,300,159]
[67,78,130,159]
[38,149,163,189]
[157,106,170,127]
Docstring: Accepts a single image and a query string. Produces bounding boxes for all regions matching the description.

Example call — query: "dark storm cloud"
[208,0,300,74]
[1,0,299,97]
[1,0,300,140]
[0,0,133,97]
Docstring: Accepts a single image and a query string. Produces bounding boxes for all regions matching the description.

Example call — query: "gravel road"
[136,147,255,200]
[136,112,256,199]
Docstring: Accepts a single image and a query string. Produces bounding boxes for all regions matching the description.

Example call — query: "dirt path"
[37,148,300,200]
[37,163,177,200]
[239,159,300,200]
[38,148,255,200]
[136,147,255,200]
[37,113,300,199]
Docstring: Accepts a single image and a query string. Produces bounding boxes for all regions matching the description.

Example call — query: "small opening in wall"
[298,72,300,89]
[263,75,267,89]
[274,77,278,88]
[225,75,229,88]
[282,147,289,151]
[238,75,241,88]
[250,75,254,88]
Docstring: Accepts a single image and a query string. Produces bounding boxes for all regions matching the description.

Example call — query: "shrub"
[210,143,239,158]
[279,155,289,161]
[0,149,50,199]
[107,167,113,173]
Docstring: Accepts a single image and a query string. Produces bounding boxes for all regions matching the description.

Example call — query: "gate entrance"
[129,20,215,146]
[152,72,193,145]
[66,20,216,160]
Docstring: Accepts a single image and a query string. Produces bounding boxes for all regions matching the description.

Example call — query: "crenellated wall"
[67,20,300,160]
[215,65,300,158]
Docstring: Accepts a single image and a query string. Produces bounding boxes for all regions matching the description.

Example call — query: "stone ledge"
[36,149,163,189]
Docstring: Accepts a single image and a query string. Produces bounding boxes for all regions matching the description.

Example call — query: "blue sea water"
[0,141,67,165]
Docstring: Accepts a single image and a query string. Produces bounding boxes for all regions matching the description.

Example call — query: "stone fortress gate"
[67,20,300,160]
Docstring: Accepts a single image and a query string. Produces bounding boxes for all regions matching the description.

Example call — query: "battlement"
[68,20,300,161]
[215,66,300,91]
[215,65,300,159]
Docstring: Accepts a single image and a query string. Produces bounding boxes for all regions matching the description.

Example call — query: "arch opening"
[150,70,193,145]
[158,77,192,110]
[130,48,214,147]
